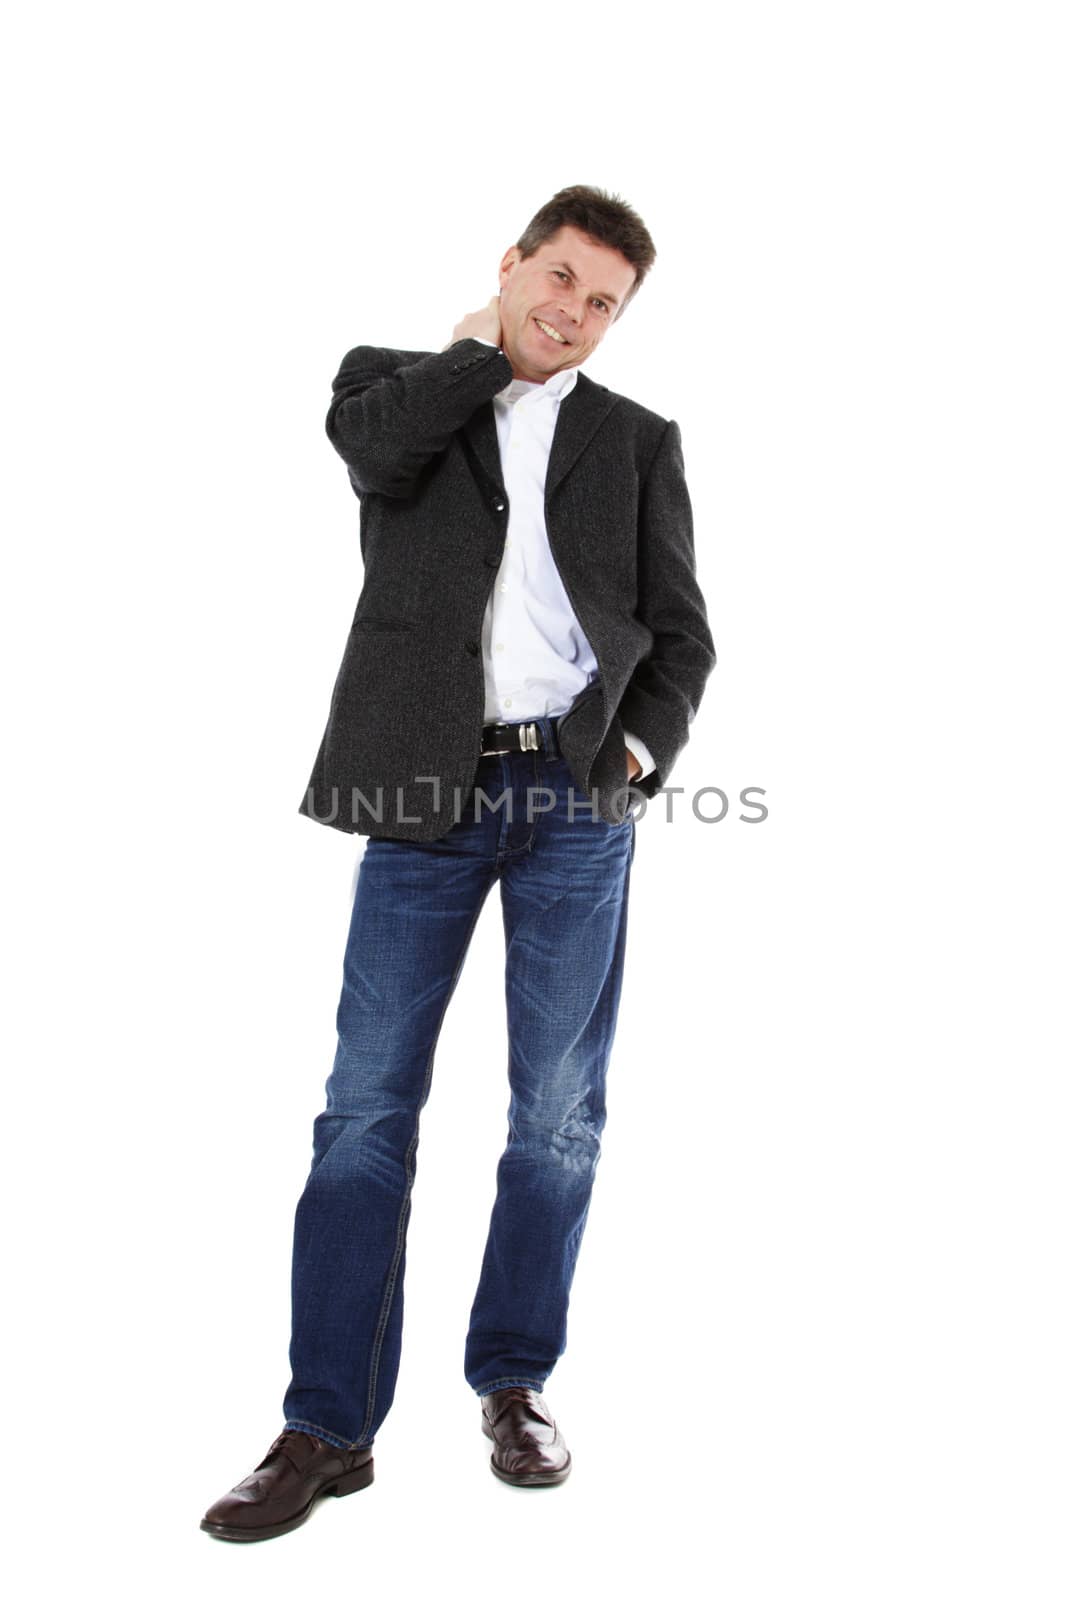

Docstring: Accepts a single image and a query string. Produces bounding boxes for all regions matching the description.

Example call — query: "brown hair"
[514,184,656,320]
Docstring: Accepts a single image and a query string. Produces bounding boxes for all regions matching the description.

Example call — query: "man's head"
[497,185,656,383]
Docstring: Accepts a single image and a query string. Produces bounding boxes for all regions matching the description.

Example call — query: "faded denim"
[281,714,636,1450]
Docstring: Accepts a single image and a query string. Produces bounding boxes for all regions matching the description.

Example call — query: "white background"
[3,2,1063,1595]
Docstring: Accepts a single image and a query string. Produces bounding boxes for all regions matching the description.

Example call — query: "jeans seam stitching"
[477,1377,546,1396]
[285,1419,369,1452]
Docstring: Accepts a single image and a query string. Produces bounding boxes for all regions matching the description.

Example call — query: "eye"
[593,299,609,313]
[553,269,569,282]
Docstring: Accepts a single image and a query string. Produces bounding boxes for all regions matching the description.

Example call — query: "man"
[201,185,715,1541]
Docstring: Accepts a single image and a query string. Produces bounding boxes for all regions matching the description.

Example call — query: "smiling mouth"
[533,317,570,345]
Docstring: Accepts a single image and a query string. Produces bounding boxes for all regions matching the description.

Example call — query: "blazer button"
[484,550,501,567]
[493,498,506,512]
[466,640,480,656]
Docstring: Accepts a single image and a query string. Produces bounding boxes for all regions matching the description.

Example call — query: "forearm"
[326,338,513,497]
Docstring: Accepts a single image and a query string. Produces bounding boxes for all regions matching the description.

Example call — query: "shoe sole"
[481,1418,572,1487]
[200,1457,374,1541]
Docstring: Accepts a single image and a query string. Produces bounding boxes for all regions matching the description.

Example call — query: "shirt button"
[499,583,508,593]
[504,698,512,707]
[495,643,504,652]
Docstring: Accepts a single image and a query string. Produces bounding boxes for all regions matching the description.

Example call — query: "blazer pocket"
[350,616,415,633]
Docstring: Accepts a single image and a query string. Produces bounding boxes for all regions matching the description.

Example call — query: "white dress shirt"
[471,336,656,780]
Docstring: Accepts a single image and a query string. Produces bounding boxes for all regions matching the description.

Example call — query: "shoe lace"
[258,1430,307,1471]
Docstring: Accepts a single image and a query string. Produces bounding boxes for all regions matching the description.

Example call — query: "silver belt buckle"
[482,720,540,756]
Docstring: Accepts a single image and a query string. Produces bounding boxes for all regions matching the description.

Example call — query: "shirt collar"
[497,365,579,406]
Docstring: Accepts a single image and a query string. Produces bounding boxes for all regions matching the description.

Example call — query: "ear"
[498,244,520,290]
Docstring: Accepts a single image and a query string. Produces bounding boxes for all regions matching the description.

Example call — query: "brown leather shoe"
[480,1386,572,1486]
[200,1428,374,1541]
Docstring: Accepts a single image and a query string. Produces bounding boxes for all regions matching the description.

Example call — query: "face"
[497,224,637,383]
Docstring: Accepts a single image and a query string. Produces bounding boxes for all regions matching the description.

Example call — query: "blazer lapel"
[461,396,502,491]
[544,372,616,502]
[461,370,617,501]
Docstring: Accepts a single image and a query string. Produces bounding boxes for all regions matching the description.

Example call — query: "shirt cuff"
[622,729,656,780]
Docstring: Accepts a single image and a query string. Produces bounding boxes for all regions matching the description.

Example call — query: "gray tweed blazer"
[298,336,715,840]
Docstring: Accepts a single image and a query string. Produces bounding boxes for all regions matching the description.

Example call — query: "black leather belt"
[480,717,560,756]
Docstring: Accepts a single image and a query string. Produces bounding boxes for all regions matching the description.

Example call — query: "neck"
[500,338,548,384]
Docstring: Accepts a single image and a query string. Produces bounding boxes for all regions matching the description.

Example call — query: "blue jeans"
[281,715,637,1450]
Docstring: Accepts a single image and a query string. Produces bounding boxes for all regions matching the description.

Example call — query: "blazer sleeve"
[617,419,716,800]
[326,338,514,498]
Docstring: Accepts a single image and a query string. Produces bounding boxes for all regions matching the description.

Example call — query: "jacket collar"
[463,367,618,503]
